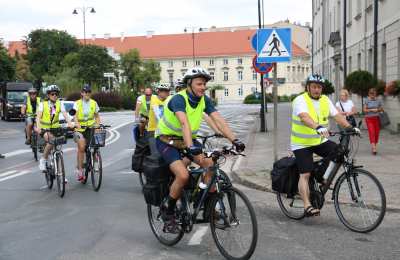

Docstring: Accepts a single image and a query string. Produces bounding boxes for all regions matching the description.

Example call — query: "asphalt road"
[0,104,399,260]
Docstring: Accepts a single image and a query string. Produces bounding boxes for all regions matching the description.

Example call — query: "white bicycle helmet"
[155,83,170,91]
[46,84,60,94]
[306,74,325,86]
[174,78,185,88]
[182,67,211,85]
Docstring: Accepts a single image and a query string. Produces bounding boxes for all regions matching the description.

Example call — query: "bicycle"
[144,135,258,260]
[277,129,386,233]
[42,128,68,198]
[80,124,110,191]
[23,115,40,161]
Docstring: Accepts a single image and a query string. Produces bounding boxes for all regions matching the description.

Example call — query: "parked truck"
[0,82,33,121]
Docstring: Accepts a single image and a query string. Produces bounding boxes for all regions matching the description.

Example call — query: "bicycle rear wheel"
[333,169,386,233]
[147,204,184,246]
[55,154,66,198]
[91,150,102,191]
[138,171,146,187]
[209,187,258,260]
[44,169,53,189]
[31,133,38,161]
[276,192,305,220]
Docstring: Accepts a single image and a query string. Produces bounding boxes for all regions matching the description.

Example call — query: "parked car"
[0,82,32,121]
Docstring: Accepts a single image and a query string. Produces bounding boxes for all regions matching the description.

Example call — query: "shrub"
[66,91,81,101]
[243,93,261,104]
[279,95,290,102]
[92,92,122,109]
[345,70,377,97]
[385,80,400,97]
[323,79,335,95]
[100,106,117,112]
[121,93,137,110]
[376,79,386,96]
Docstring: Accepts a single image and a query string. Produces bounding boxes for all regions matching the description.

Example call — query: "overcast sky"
[0,0,311,41]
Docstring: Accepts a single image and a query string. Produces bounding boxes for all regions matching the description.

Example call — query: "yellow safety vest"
[26,97,41,117]
[147,95,166,132]
[40,100,61,129]
[139,94,153,117]
[291,93,330,146]
[76,99,97,132]
[156,90,205,138]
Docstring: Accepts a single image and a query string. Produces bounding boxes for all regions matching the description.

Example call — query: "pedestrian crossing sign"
[256,28,291,63]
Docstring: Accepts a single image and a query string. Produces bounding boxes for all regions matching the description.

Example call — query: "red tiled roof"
[7,41,26,57]
[8,29,309,59]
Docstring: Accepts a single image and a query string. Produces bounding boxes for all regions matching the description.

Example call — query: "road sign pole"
[273,63,278,162]
[259,73,266,132]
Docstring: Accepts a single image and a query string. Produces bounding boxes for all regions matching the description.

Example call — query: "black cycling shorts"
[293,140,338,174]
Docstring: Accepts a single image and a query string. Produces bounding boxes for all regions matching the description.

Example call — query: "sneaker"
[75,169,84,182]
[25,139,31,145]
[39,158,47,171]
[64,178,68,184]
[162,213,181,234]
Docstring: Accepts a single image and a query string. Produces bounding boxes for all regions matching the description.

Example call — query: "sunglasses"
[49,92,58,96]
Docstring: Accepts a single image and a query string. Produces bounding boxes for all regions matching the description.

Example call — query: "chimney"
[104,33,110,39]
[146,30,154,38]
[120,32,124,42]
[91,34,96,41]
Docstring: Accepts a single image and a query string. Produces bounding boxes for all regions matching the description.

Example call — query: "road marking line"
[2,149,31,158]
[0,170,17,178]
[188,226,208,245]
[0,170,30,182]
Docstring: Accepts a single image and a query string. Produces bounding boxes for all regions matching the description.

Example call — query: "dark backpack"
[131,135,151,172]
[271,156,299,196]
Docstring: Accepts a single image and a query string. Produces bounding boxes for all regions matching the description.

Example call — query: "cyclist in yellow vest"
[155,67,245,233]
[291,74,359,217]
[147,83,171,136]
[21,87,40,145]
[135,87,154,136]
[73,84,101,181]
[36,85,73,171]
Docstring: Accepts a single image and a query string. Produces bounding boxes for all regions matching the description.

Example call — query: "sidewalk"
[232,103,400,210]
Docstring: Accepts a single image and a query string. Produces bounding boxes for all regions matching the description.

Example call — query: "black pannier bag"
[142,154,172,206]
[131,135,151,172]
[271,156,299,196]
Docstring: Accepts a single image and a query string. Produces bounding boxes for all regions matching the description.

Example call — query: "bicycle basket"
[49,136,67,146]
[91,130,106,147]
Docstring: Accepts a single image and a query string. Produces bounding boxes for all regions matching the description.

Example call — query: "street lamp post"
[73,6,96,45]
[184,27,203,65]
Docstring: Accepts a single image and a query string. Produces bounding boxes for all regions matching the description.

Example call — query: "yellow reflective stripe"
[291,132,321,139]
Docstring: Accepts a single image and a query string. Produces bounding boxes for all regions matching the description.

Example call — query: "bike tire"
[276,192,306,220]
[138,171,146,187]
[209,187,258,260]
[147,204,184,246]
[81,152,90,185]
[44,169,53,189]
[55,154,66,198]
[32,133,38,161]
[91,150,102,191]
[333,169,386,233]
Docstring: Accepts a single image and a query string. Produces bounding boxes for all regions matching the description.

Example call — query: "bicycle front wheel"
[209,187,258,260]
[276,192,305,220]
[91,150,102,191]
[55,154,65,198]
[333,169,386,233]
[31,133,38,161]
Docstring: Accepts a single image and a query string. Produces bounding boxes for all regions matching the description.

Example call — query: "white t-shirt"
[335,100,354,113]
[38,100,66,115]
[291,95,338,151]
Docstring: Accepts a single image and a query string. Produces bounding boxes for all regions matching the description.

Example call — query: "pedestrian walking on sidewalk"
[335,89,357,128]
[363,88,383,155]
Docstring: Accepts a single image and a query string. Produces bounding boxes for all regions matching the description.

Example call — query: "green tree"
[141,59,161,86]
[76,44,115,86]
[15,55,34,81]
[322,79,335,95]
[120,49,142,93]
[0,42,16,82]
[25,29,79,80]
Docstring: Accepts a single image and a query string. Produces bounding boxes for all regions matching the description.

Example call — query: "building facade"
[312,0,400,132]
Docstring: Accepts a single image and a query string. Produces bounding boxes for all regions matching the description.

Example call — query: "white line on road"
[2,149,31,158]
[0,170,17,178]
[188,226,209,245]
[0,170,30,182]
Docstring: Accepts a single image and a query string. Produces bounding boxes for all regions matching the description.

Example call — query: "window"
[252,70,257,80]
[223,71,229,81]
[168,60,173,67]
[223,59,228,65]
[209,59,214,66]
[356,0,362,15]
[237,58,243,65]
[382,44,387,81]
[168,72,174,86]
[347,0,352,23]
[357,53,361,70]
[224,88,229,97]
[210,71,215,81]
[368,49,373,73]
[182,60,187,67]
[238,71,243,81]
[238,86,243,96]
[195,60,200,66]
[348,56,352,73]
